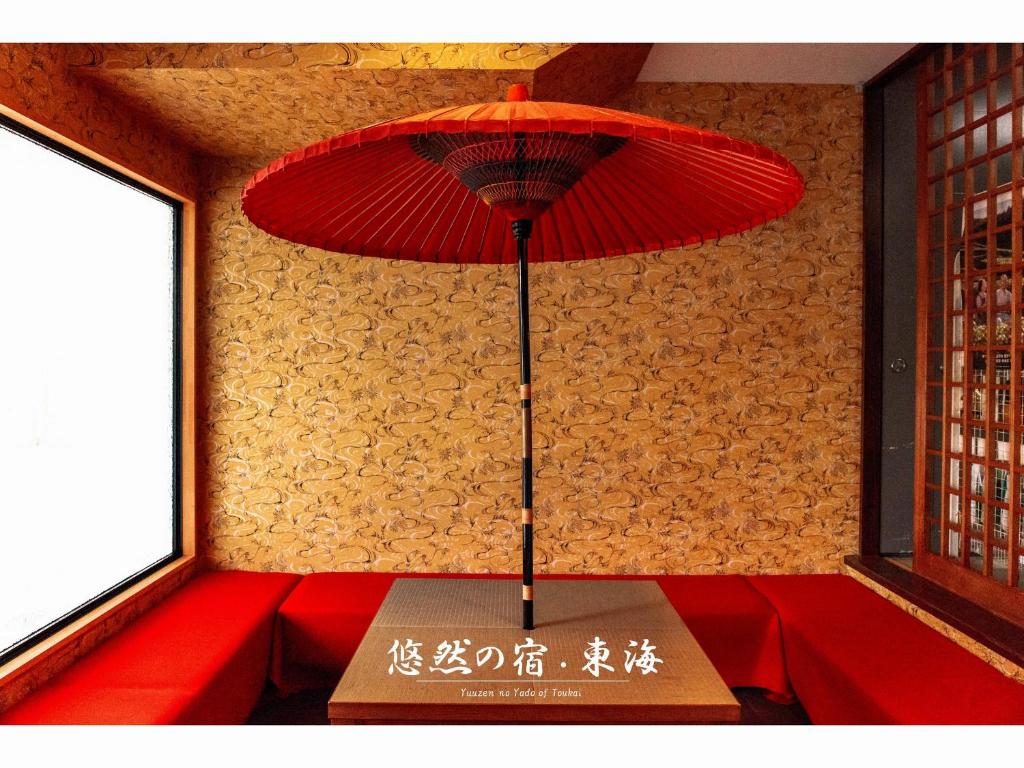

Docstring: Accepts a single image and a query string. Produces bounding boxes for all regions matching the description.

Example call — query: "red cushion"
[273,572,789,699]
[1,571,301,725]
[747,574,1024,724]
[656,575,792,700]
[273,572,514,692]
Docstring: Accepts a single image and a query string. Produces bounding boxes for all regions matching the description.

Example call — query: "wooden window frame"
[914,43,1024,622]
[857,44,1024,665]
[0,104,196,685]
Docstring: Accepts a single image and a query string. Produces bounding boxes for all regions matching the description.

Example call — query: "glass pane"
[972,351,987,383]
[972,50,989,83]
[968,537,984,571]
[971,426,986,456]
[951,134,965,167]
[971,463,985,496]
[973,161,988,194]
[993,506,1008,538]
[950,492,962,523]
[951,350,963,381]
[996,389,1010,422]
[970,500,985,534]
[951,386,964,418]
[971,388,985,420]
[993,428,1010,461]
[996,149,1012,186]
[994,351,1011,383]
[951,458,963,490]
[971,126,987,159]
[953,67,966,99]
[930,212,945,245]
[973,314,988,345]
[994,75,1012,109]
[994,469,1009,504]
[949,530,962,558]
[996,43,1012,70]
[951,422,964,453]
[992,546,1008,582]
[995,113,1012,149]
[953,169,966,201]
[0,123,176,658]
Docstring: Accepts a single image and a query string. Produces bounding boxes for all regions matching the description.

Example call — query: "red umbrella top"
[241,83,805,630]
[242,83,804,264]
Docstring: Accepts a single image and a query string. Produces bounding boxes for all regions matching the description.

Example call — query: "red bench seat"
[0,571,300,725]
[747,574,1024,724]
[657,575,792,700]
[272,572,792,700]
[5,569,1021,725]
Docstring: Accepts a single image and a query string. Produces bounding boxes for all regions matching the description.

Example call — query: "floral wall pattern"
[199,82,864,575]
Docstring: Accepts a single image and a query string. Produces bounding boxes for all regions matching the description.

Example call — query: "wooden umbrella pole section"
[513,218,534,630]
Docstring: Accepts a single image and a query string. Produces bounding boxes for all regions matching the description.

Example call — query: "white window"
[0,117,179,662]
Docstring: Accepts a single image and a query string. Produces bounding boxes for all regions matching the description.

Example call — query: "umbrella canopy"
[242,83,805,631]
[242,84,804,264]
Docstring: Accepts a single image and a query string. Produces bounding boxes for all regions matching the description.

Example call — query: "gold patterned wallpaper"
[199,82,864,575]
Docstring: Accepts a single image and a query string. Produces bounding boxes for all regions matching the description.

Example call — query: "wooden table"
[329,578,739,724]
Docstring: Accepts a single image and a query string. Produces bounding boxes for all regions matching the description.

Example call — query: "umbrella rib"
[247,140,398,215]
[315,154,436,251]
[574,172,648,256]
[608,148,719,242]
[546,189,588,262]
[443,189,479,263]
[423,184,476,262]
[647,140,800,202]
[582,164,666,254]
[258,146,427,243]
[626,147,767,235]
[452,188,482,261]
[475,204,492,264]
[243,99,805,266]
[367,164,457,257]
[559,185,609,260]
[394,172,467,258]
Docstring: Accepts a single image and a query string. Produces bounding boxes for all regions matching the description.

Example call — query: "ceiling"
[67,43,651,160]
[638,43,915,84]
[65,42,913,161]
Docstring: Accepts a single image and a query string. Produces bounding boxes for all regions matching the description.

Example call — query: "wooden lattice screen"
[918,42,1024,619]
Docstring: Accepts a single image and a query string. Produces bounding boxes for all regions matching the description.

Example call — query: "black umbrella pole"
[513,218,534,630]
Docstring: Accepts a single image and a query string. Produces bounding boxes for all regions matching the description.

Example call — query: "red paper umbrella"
[243,83,804,629]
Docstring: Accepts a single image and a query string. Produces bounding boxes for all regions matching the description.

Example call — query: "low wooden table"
[329,578,740,724]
